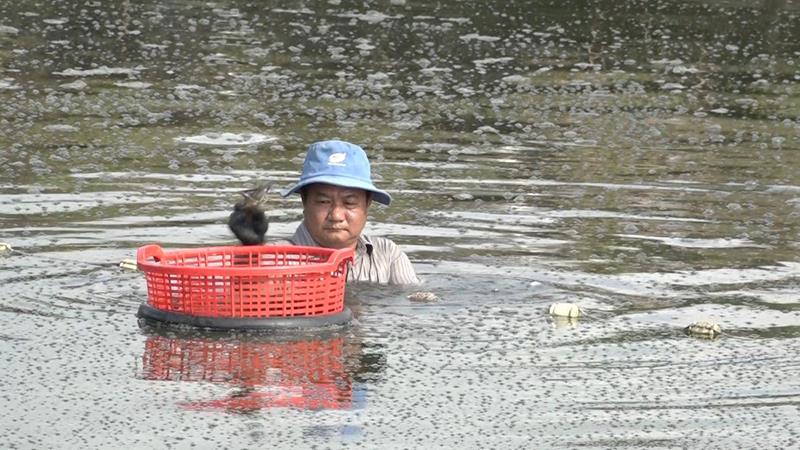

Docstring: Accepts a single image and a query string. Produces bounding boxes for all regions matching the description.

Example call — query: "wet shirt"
[287,222,419,285]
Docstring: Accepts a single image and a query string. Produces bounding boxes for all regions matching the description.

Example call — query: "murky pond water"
[2,0,800,448]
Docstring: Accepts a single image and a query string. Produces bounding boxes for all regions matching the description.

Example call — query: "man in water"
[229,140,419,285]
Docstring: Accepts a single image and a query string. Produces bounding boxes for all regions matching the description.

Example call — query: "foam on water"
[52,66,143,77]
[615,234,768,249]
[174,132,278,146]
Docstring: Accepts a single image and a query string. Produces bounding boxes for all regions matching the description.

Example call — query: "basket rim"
[136,244,354,276]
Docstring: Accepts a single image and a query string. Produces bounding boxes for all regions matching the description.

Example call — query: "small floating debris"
[174,132,277,146]
[573,62,601,71]
[44,124,78,133]
[474,125,499,134]
[119,259,138,271]
[388,120,423,130]
[174,84,204,91]
[735,98,757,107]
[451,193,474,201]
[43,18,69,25]
[0,25,20,34]
[53,66,144,77]
[661,82,686,91]
[59,79,88,91]
[671,65,700,74]
[0,242,12,253]
[0,79,20,90]
[114,81,152,89]
[501,74,527,84]
[548,302,582,318]
[473,57,514,66]
[407,291,440,303]
[336,11,396,24]
[685,320,721,339]
[459,33,501,42]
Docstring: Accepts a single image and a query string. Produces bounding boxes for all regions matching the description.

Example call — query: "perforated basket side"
[139,245,353,319]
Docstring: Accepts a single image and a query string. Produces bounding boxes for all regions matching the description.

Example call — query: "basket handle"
[137,244,165,264]
[330,247,355,266]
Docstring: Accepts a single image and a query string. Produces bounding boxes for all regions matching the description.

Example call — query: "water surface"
[1,0,799,448]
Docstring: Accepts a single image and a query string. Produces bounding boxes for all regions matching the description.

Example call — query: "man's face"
[302,183,371,249]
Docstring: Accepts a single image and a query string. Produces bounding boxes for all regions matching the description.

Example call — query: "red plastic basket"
[137,245,354,320]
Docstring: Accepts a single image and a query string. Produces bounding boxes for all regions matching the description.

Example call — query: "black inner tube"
[137,304,352,331]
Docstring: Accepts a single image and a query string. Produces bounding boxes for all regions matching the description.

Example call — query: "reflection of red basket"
[136,245,353,323]
[139,335,353,411]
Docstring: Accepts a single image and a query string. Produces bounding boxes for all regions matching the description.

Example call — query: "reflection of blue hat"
[281,140,392,205]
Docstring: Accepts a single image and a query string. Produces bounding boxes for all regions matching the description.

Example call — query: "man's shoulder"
[362,234,418,284]
[363,234,406,259]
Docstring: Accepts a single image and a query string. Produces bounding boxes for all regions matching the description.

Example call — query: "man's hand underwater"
[228,184,271,245]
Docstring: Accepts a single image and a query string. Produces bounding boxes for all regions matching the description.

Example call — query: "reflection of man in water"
[230,140,419,285]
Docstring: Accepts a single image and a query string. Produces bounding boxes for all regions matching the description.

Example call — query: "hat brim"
[281,175,392,205]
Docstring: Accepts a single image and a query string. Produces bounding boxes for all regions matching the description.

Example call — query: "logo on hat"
[327,152,347,166]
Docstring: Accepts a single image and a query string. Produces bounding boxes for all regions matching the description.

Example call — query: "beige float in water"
[407,291,440,303]
[548,302,582,318]
[119,259,138,271]
[0,242,11,253]
[550,315,579,329]
[685,320,722,338]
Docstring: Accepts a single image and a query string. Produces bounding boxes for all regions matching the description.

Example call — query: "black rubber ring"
[137,304,352,331]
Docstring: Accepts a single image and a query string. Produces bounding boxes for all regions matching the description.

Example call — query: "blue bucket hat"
[281,140,392,205]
